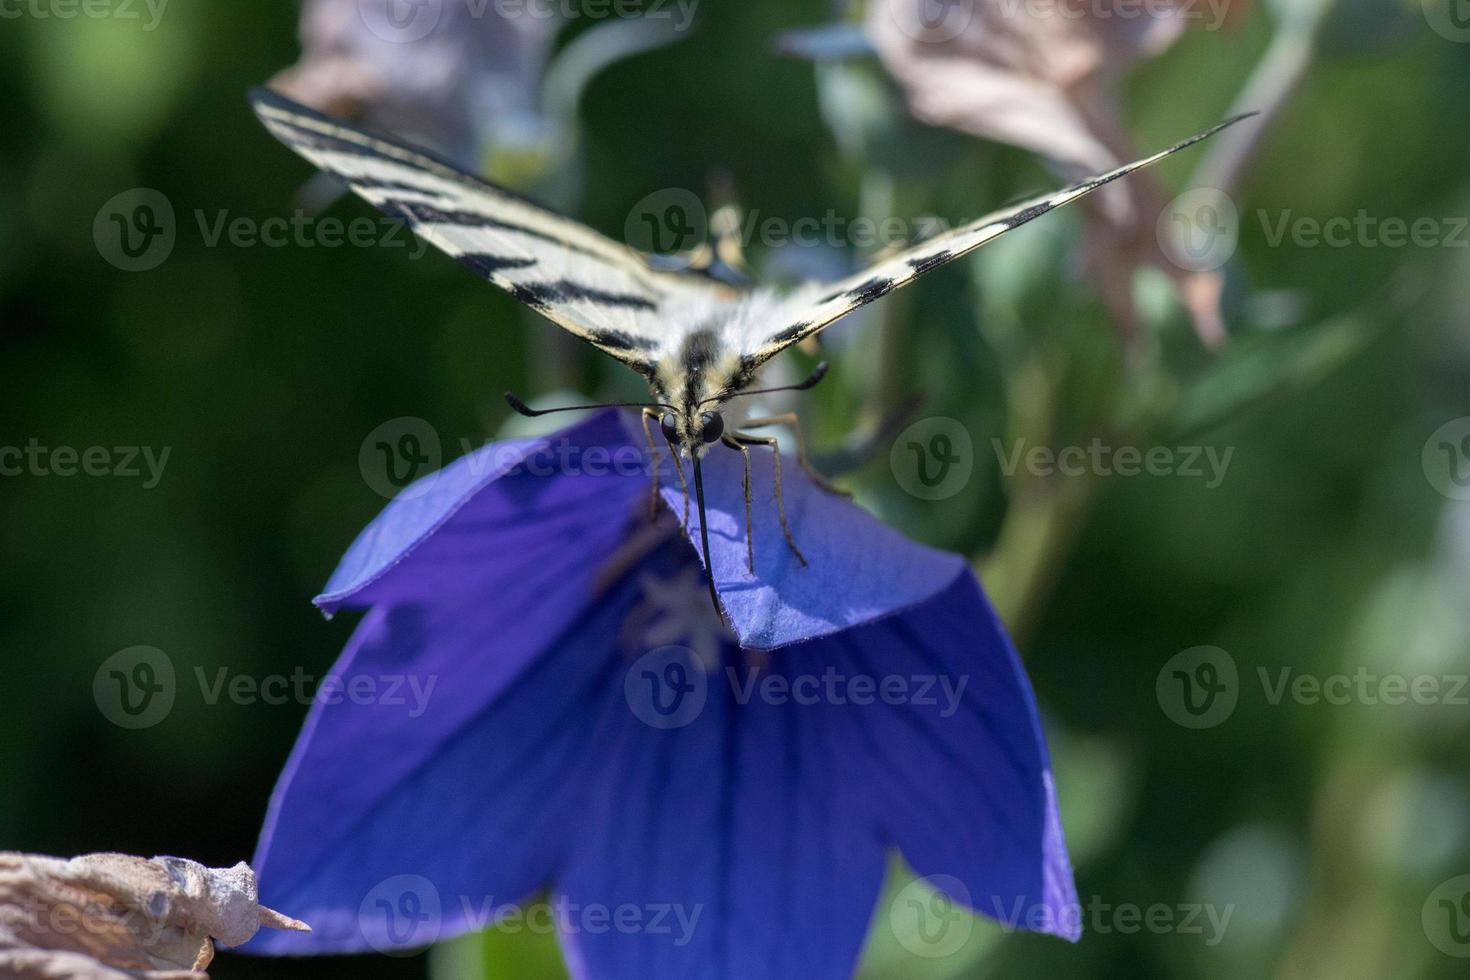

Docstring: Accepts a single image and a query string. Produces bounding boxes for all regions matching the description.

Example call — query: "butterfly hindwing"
[249,87,736,374]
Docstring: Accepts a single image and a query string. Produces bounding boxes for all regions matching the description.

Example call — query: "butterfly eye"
[659,412,680,444]
[699,411,724,445]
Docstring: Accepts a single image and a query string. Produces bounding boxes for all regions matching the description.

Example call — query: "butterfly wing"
[249,87,736,375]
[743,115,1254,368]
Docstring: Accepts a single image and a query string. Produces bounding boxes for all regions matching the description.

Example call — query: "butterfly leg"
[739,413,851,498]
[719,435,756,574]
[732,432,809,568]
[640,408,663,523]
[642,407,691,527]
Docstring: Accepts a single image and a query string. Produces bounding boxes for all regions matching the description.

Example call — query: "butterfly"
[249,86,1249,609]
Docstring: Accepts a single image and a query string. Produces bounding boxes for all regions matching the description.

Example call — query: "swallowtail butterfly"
[249,86,1249,610]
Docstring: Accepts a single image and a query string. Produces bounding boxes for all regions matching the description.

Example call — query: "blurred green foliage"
[2,1,1468,979]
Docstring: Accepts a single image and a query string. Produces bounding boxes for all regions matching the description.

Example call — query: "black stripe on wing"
[510,281,659,313]
[755,112,1257,363]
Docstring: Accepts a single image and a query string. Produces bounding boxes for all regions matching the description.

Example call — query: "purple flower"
[245,410,1080,976]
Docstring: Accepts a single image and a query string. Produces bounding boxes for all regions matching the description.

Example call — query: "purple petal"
[249,413,646,952]
[557,567,1076,979]
[316,411,643,614]
[248,558,653,954]
[818,571,1080,942]
[324,407,965,650]
[660,442,967,651]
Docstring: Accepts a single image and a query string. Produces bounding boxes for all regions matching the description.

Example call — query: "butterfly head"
[658,407,726,458]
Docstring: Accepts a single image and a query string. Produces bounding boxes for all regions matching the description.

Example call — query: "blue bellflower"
[245,410,1080,976]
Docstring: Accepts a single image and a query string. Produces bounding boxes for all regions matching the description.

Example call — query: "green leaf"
[1170,315,1376,439]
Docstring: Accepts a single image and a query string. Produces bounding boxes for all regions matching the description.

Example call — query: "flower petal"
[247,561,648,954]
[659,443,966,651]
[557,565,1077,980]
[818,571,1080,942]
[249,532,1073,969]
[316,411,643,614]
[250,413,647,952]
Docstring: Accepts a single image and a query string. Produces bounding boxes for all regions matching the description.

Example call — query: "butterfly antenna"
[707,362,830,405]
[506,392,672,417]
[690,454,726,622]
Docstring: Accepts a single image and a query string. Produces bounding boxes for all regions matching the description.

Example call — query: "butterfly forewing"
[742,114,1255,368]
[249,87,737,374]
